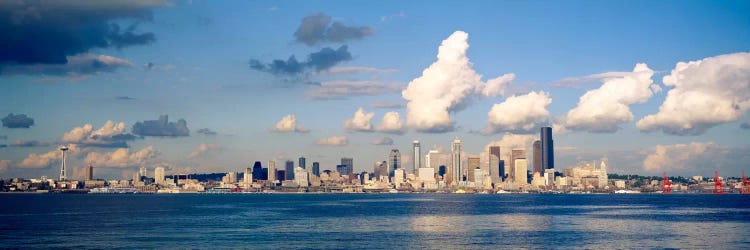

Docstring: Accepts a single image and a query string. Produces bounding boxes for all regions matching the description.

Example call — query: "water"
[1,194,749,249]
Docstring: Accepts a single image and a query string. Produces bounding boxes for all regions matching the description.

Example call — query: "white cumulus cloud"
[642,142,721,173]
[402,30,515,133]
[636,52,750,135]
[316,136,348,146]
[188,144,222,159]
[61,120,135,147]
[343,107,375,132]
[83,146,157,168]
[272,114,309,133]
[376,111,405,134]
[485,91,552,134]
[19,144,83,168]
[563,63,657,133]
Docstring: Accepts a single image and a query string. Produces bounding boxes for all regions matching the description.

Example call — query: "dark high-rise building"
[252,161,263,181]
[277,170,286,181]
[533,140,542,174]
[336,164,354,175]
[312,162,320,176]
[438,165,446,178]
[499,160,505,181]
[541,127,554,170]
[285,160,294,180]
[489,146,501,183]
[340,158,354,175]
[388,149,400,177]
[84,165,94,181]
[299,156,306,169]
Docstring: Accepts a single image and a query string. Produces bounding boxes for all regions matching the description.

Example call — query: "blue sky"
[1,0,749,179]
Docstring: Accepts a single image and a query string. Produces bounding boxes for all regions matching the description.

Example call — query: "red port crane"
[713,171,723,194]
[662,172,671,194]
[742,170,749,194]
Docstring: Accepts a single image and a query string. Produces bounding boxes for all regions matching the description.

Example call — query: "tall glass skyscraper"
[533,140,542,174]
[388,149,400,177]
[312,162,320,176]
[451,139,462,185]
[298,156,306,169]
[340,158,354,175]
[285,160,294,180]
[413,141,421,174]
[541,127,554,170]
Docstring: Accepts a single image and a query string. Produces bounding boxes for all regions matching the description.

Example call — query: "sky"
[1,0,750,179]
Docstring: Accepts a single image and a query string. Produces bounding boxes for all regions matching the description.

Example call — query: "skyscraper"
[299,156,306,169]
[489,146,501,183]
[252,161,263,180]
[413,141,421,175]
[341,158,354,175]
[533,140,542,174]
[154,166,165,185]
[139,166,147,178]
[541,127,554,170]
[285,160,295,180]
[268,160,276,183]
[312,162,320,176]
[244,167,252,186]
[388,149,400,177]
[451,139,462,185]
[514,158,528,185]
[510,149,525,184]
[84,164,93,181]
[467,156,479,182]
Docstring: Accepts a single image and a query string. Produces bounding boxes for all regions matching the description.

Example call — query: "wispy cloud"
[306,80,403,100]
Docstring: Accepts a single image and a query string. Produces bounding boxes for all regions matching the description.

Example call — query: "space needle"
[59,145,69,181]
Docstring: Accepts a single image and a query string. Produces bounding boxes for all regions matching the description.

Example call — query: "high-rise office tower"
[285,160,295,180]
[268,160,276,183]
[388,149,400,177]
[413,141,421,174]
[139,166,147,178]
[312,162,320,176]
[533,140,542,174]
[467,156,480,182]
[451,139,462,185]
[244,167,252,186]
[489,146,501,183]
[514,158,528,184]
[299,156,306,169]
[154,166,165,185]
[510,149,525,183]
[84,164,93,181]
[541,127,554,170]
[252,161,263,180]
[341,158,354,175]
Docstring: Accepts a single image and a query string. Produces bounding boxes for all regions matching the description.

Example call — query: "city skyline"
[2,1,750,180]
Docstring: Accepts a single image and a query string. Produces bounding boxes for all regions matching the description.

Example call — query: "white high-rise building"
[139,166,148,178]
[394,168,405,186]
[154,166,165,185]
[244,167,252,187]
[451,139,462,185]
[413,140,421,175]
[514,159,527,185]
[268,160,276,183]
[294,167,309,187]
